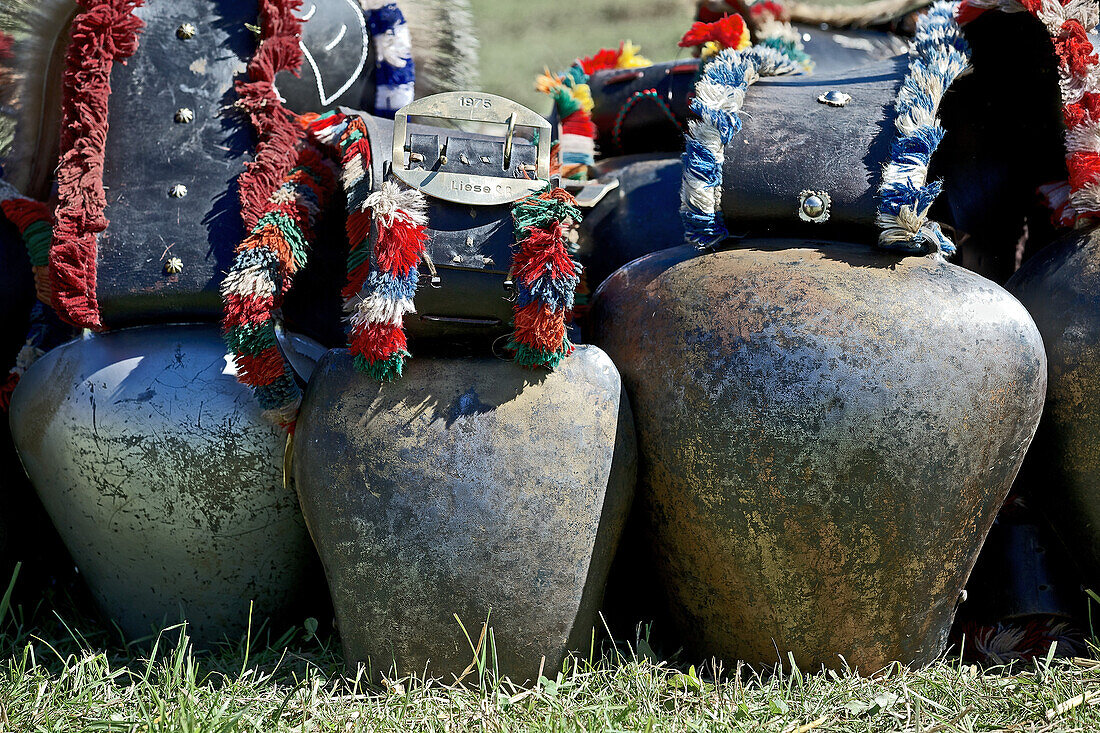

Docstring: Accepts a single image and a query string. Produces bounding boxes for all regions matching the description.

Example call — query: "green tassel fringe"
[23,220,52,267]
[224,321,279,356]
[508,340,573,370]
[354,352,409,382]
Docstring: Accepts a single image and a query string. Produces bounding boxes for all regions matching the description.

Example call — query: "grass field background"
[467,0,697,112]
[466,0,868,112]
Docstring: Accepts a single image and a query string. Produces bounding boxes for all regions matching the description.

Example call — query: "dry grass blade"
[784,715,828,733]
[1046,690,1100,720]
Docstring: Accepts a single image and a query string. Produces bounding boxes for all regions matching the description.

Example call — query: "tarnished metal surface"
[392,92,551,205]
[590,242,1047,671]
[1007,227,1100,588]
[8,325,317,644]
[293,346,636,682]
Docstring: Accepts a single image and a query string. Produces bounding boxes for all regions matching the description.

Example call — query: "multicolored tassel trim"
[958,0,1100,228]
[49,0,145,331]
[0,179,54,304]
[612,89,682,151]
[876,1,971,255]
[679,28,801,248]
[362,1,416,118]
[679,12,753,58]
[537,43,651,180]
[309,111,429,381]
[694,0,812,70]
[0,302,68,412]
[0,179,67,411]
[221,137,338,429]
[751,1,814,72]
[235,0,309,231]
[508,186,584,369]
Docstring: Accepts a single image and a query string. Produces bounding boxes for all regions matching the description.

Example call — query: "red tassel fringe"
[0,373,17,412]
[49,0,146,330]
[236,0,307,231]
[512,302,568,352]
[350,321,408,364]
[375,218,428,278]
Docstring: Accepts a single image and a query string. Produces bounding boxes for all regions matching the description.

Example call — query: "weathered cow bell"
[293,346,636,682]
[0,0,477,334]
[8,325,318,644]
[589,242,1046,671]
[1007,226,1100,589]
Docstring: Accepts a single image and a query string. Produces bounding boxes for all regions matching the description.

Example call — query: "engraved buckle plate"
[392,92,552,207]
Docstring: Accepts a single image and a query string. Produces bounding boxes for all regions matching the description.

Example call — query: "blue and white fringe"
[680,46,799,249]
[362,0,416,118]
[876,1,971,255]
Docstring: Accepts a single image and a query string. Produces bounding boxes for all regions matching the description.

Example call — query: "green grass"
[2,575,1100,732]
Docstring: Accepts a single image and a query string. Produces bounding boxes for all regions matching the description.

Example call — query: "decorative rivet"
[451,254,462,263]
[174,107,194,124]
[459,153,470,165]
[799,190,831,223]
[817,90,852,108]
[165,257,184,275]
[480,156,491,164]
[482,256,494,266]
[169,184,188,199]
[176,23,197,40]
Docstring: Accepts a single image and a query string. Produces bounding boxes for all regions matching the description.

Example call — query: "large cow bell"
[1007,226,1100,588]
[589,242,1047,671]
[8,325,318,644]
[292,346,636,682]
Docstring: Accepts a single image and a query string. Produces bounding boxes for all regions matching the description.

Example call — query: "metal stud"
[176,23,196,40]
[165,257,184,275]
[174,108,194,124]
[482,256,494,266]
[451,254,462,263]
[817,90,852,108]
[169,184,188,199]
[798,190,831,223]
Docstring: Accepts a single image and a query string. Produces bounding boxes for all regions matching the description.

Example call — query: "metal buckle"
[392,92,552,207]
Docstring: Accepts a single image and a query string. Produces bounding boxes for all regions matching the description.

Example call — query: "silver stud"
[451,254,462,263]
[798,190,831,223]
[482,256,494,266]
[174,107,194,124]
[169,184,188,199]
[459,153,470,165]
[480,156,491,165]
[177,23,197,40]
[817,90,852,108]
[165,257,184,275]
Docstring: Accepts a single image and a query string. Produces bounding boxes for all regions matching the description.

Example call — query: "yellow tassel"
[735,33,751,51]
[616,41,652,69]
[572,83,595,114]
